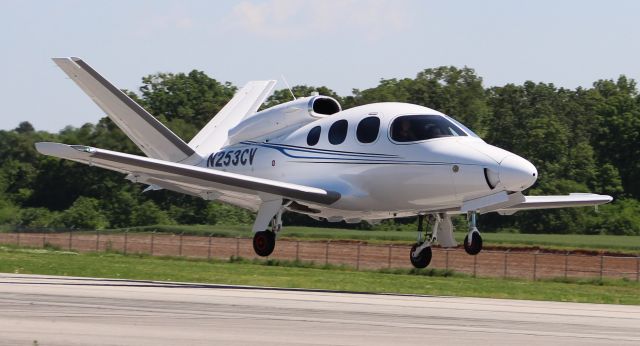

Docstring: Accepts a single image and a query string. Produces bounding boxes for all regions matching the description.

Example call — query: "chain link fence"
[1,229,638,281]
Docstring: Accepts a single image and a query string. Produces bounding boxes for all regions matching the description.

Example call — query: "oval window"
[307,126,321,146]
[356,116,380,143]
[328,120,348,145]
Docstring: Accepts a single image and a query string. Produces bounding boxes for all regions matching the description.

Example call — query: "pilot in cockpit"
[396,119,417,141]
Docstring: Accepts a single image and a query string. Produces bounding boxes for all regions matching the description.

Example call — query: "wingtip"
[34,142,92,159]
[51,57,83,62]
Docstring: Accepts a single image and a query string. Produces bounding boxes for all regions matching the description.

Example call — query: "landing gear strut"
[410,214,433,268]
[463,211,483,255]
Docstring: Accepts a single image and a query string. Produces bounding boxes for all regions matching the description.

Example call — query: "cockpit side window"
[390,114,467,142]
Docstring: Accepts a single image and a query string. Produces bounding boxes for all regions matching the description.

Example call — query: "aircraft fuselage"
[204,102,538,222]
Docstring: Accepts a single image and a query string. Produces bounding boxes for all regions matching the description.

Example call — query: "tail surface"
[52,57,195,162]
[188,80,276,154]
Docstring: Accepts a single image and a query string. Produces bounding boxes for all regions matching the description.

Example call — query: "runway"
[0,274,638,345]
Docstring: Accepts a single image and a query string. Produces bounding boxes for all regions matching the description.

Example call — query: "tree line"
[0,67,638,235]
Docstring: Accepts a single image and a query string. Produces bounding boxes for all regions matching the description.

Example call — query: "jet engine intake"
[228,95,341,144]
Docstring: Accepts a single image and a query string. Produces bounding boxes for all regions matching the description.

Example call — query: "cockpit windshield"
[390,114,467,142]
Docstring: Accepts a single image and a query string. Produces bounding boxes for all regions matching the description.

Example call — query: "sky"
[1,0,639,132]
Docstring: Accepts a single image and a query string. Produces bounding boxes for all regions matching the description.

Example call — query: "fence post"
[95,230,100,252]
[445,249,450,271]
[235,236,240,257]
[387,244,392,269]
[295,240,300,261]
[179,233,184,257]
[636,257,639,282]
[599,255,604,280]
[503,250,509,278]
[42,231,46,248]
[533,251,538,281]
[325,241,330,265]
[208,234,212,260]
[564,251,569,279]
[356,242,361,270]
[16,228,20,247]
[473,253,477,278]
[150,232,155,255]
[124,230,128,255]
[68,229,73,250]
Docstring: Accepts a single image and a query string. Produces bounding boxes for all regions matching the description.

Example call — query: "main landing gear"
[409,211,484,269]
[252,210,283,257]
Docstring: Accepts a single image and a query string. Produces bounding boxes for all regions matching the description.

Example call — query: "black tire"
[463,232,483,255]
[409,243,432,268]
[253,231,276,257]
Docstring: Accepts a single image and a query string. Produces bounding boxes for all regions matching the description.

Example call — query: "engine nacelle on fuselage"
[227,95,341,145]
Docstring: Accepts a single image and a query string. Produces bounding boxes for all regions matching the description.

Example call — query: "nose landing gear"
[409,211,483,268]
[464,211,483,255]
[410,214,433,268]
[410,243,432,268]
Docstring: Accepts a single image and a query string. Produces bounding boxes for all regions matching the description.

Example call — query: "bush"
[58,197,108,229]
[206,202,254,225]
[0,199,20,225]
[130,200,173,226]
[587,199,640,235]
[19,207,57,227]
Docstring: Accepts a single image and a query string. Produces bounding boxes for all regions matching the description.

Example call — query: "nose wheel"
[410,243,432,268]
[409,214,433,268]
[464,211,483,255]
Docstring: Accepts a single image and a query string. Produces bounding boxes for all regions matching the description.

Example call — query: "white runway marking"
[0,273,638,345]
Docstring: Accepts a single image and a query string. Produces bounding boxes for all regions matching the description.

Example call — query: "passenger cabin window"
[391,114,466,142]
[328,119,348,145]
[356,116,380,143]
[307,126,321,146]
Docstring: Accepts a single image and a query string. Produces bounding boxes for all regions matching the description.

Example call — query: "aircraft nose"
[499,155,538,191]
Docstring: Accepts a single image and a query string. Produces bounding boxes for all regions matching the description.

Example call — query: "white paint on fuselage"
[202,102,537,220]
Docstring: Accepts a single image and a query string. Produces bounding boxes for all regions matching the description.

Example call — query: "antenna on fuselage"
[281,74,296,101]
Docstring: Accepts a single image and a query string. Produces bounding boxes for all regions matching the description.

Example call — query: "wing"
[35,142,341,207]
[492,193,613,215]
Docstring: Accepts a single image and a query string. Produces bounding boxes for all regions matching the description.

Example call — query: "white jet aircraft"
[36,58,613,268]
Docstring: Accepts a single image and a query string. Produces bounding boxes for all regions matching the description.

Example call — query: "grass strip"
[0,246,638,305]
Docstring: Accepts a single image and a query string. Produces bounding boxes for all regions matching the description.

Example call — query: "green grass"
[102,224,640,254]
[1,246,638,305]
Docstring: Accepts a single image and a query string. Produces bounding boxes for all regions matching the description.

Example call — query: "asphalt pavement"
[0,273,638,345]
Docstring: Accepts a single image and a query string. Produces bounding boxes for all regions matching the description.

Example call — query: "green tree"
[137,70,236,140]
[58,197,108,229]
[130,200,173,226]
[19,207,57,228]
